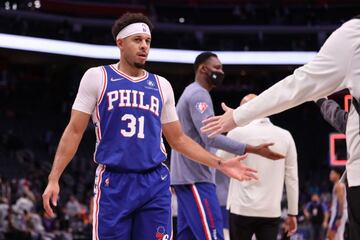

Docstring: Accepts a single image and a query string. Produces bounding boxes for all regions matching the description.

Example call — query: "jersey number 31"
[121,114,145,139]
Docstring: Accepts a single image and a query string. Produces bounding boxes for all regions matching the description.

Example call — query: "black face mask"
[206,69,225,87]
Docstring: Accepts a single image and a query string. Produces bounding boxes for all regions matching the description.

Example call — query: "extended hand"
[218,154,258,181]
[335,219,341,228]
[327,229,336,240]
[201,103,237,138]
[284,216,297,237]
[42,181,59,218]
[248,143,285,160]
[322,221,328,229]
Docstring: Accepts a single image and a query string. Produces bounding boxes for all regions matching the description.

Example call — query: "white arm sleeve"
[285,132,299,215]
[72,67,103,115]
[233,20,356,126]
[157,76,179,124]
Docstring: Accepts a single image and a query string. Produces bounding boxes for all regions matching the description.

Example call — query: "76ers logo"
[155,226,169,240]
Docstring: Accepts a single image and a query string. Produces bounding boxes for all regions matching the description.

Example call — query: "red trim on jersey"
[155,75,167,156]
[96,127,101,142]
[154,75,165,106]
[93,165,105,240]
[191,185,211,240]
[159,130,167,156]
[93,67,107,164]
[98,66,108,105]
[109,64,148,82]
[96,66,108,123]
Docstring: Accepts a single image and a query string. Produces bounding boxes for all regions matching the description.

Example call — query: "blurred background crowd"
[1,0,359,239]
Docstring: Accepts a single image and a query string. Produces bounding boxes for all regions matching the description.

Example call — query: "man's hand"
[284,216,297,237]
[201,102,237,138]
[217,154,258,181]
[327,219,341,240]
[335,219,341,228]
[42,180,59,218]
[322,221,328,230]
[246,143,285,160]
[327,229,336,240]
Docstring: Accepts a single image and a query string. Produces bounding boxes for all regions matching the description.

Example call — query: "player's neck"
[195,76,213,92]
[117,61,144,78]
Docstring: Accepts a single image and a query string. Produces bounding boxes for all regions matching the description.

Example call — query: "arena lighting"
[0,33,317,64]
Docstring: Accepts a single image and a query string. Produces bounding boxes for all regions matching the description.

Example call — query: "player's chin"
[134,61,146,69]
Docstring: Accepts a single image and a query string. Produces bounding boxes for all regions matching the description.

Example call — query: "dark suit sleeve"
[316,98,348,133]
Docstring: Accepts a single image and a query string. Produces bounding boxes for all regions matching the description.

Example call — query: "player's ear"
[116,39,124,49]
[200,64,207,73]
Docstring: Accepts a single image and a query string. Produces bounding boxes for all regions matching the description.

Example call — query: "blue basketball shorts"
[92,163,172,240]
[173,183,224,240]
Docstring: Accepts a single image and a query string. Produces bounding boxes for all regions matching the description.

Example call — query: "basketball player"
[42,13,258,240]
[201,16,360,240]
[171,52,285,240]
[327,168,347,240]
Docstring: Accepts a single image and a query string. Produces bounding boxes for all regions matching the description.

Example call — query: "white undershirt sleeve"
[157,76,179,124]
[72,67,103,115]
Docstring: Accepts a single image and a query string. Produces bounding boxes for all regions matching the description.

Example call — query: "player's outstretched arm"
[162,121,258,181]
[42,110,90,217]
[202,21,354,138]
[245,143,285,160]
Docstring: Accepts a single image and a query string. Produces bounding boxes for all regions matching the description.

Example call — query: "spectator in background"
[0,197,9,238]
[24,209,45,240]
[64,195,81,218]
[14,193,34,214]
[42,211,56,233]
[304,193,329,240]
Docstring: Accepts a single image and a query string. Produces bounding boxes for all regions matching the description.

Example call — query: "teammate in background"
[170,52,285,240]
[218,94,298,240]
[42,13,258,239]
[315,98,348,240]
[327,168,348,240]
[201,16,360,240]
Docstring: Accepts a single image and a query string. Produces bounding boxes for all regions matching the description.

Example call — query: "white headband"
[116,22,151,40]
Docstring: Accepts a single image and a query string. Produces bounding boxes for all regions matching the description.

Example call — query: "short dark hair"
[331,167,344,176]
[194,52,217,72]
[111,12,154,41]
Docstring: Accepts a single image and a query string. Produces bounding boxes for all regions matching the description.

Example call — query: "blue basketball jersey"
[94,65,167,172]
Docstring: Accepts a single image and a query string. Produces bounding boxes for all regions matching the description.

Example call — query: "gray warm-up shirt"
[170,82,246,185]
[316,98,348,133]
